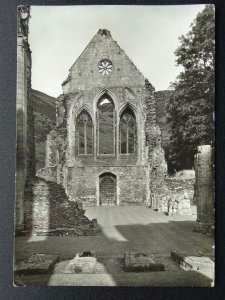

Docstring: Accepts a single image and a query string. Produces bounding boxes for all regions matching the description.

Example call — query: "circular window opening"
[98,59,113,76]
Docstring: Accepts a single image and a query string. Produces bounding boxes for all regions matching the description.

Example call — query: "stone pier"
[194,145,214,234]
[16,6,35,230]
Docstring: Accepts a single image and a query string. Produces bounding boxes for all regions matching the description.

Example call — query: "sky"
[29,5,205,97]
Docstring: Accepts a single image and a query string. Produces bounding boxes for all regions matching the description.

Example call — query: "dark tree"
[167,5,215,172]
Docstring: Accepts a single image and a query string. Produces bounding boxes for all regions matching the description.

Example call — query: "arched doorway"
[99,173,117,206]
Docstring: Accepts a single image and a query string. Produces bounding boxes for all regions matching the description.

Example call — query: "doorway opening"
[99,173,117,206]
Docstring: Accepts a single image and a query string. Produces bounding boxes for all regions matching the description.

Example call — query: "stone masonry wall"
[154,90,174,172]
[24,177,98,236]
[152,176,194,215]
[145,80,167,204]
[67,166,148,206]
[62,29,146,94]
[36,166,57,183]
[32,89,56,170]
[165,177,195,203]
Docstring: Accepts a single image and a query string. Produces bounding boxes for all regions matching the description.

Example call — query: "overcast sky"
[29,5,205,97]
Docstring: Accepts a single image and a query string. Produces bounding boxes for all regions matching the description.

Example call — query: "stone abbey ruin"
[42,28,167,207]
[16,7,214,237]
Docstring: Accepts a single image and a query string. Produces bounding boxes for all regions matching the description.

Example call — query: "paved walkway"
[14,207,214,286]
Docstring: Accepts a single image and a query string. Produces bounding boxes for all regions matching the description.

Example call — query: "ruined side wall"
[155,90,173,152]
[42,94,68,184]
[194,145,214,234]
[24,177,97,236]
[32,89,56,170]
[145,80,167,205]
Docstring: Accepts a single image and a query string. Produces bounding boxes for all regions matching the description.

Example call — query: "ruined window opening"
[120,108,136,154]
[97,94,115,155]
[76,111,93,155]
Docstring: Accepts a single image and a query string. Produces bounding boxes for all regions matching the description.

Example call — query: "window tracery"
[120,108,136,154]
[76,111,93,155]
[97,94,115,155]
[98,59,113,76]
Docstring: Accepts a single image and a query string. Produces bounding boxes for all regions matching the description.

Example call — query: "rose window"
[98,59,113,76]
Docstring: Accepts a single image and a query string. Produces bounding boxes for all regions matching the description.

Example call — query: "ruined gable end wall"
[62,29,146,94]
[45,29,167,207]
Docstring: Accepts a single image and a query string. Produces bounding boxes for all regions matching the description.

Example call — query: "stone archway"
[99,173,117,206]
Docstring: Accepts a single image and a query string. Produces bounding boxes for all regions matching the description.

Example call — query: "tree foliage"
[167,5,215,172]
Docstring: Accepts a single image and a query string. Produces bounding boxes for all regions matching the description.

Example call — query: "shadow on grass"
[14,216,214,287]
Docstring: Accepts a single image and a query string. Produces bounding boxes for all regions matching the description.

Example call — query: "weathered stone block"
[123,252,164,272]
[65,251,97,274]
[14,253,60,275]
[171,250,214,271]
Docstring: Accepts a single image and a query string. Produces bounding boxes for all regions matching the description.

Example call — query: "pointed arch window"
[120,108,136,154]
[97,94,115,155]
[76,111,93,155]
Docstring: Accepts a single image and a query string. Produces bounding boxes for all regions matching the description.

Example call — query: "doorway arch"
[99,173,117,206]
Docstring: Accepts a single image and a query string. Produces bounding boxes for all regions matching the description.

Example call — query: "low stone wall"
[153,192,192,216]
[150,176,194,216]
[165,177,195,203]
[23,177,98,236]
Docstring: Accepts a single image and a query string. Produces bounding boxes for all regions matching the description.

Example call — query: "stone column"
[194,145,214,234]
[15,6,33,230]
[45,135,50,166]
[16,36,27,229]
